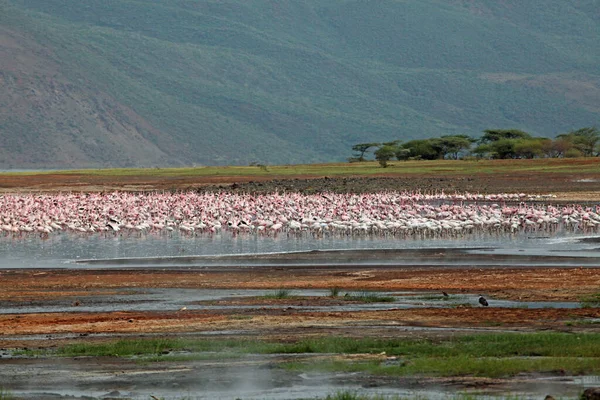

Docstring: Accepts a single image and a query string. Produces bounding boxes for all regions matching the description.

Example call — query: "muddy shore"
[2,172,600,201]
[1,265,599,346]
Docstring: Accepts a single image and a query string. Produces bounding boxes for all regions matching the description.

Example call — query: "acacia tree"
[491,139,518,159]
[557,127,599,157]
[472,143,492,159]
[401,139,443,160]
[374,145,396,167]
[350,127,598,164]
[543,137,573,158]
[513,138,549,159]
[474,129,533,159]
[351,142,380,161]
[438,135,474,159]
[395,147,411,160]
[479,129,531,144]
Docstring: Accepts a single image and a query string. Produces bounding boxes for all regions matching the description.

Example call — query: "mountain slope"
[1,0,598,168]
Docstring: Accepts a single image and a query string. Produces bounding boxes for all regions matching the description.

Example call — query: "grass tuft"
[58,338,177,357]
[343,291,396,303]
[0,388,14,400]
[579,292,600,308]
[323,391,388,400]
[19,332,600,378]
[261,288,293,299]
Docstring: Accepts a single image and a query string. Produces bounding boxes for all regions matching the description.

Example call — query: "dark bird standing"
[478,295,489,307]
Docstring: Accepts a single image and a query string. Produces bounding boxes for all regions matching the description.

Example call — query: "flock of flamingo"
[0,191,598,238]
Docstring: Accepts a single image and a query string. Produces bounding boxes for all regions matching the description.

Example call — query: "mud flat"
[1,250,600,399]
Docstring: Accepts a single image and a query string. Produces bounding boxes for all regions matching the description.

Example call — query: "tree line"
[351,127,600,167]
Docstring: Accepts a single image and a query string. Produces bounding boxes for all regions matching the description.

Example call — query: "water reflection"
[0,231,599,269]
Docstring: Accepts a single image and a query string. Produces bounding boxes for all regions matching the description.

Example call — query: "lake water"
[1,230,599,269]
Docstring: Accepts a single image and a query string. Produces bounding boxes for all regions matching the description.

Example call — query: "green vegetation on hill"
[0,0,598,168]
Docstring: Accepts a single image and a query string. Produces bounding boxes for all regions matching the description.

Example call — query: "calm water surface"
[1,230,599,269]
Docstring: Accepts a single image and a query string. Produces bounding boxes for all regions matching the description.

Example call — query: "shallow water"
[0,287,581,315]
[1,231,599,270]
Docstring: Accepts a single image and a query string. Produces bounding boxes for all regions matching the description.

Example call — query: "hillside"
[1,0,599,168]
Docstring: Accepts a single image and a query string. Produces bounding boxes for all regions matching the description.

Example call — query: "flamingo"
[0,190,595,240]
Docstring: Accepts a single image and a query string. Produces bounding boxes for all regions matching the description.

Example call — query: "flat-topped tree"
[479,129,532,144]
[401,139,444,160]
[351,142,381,162]
[513,137,550,159]
[438,135,475,160]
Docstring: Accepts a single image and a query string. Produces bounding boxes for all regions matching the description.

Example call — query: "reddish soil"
[2,267,600,302]
[2,307,599,338]
[1,267,599,347]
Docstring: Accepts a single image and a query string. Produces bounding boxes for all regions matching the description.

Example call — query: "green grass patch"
[261,288,293,299]
[565,319,600,327]
[274,332,600,358]
[279,332,600,378]
[579,292,600,308]
[343,291,396,303]
[283,356,600,379]
[58,338,178,357]
[56,338,281,358]
[20,332,600,379]
[32,332,600,359]
[0,388,15,400]
[12,348,46,357]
